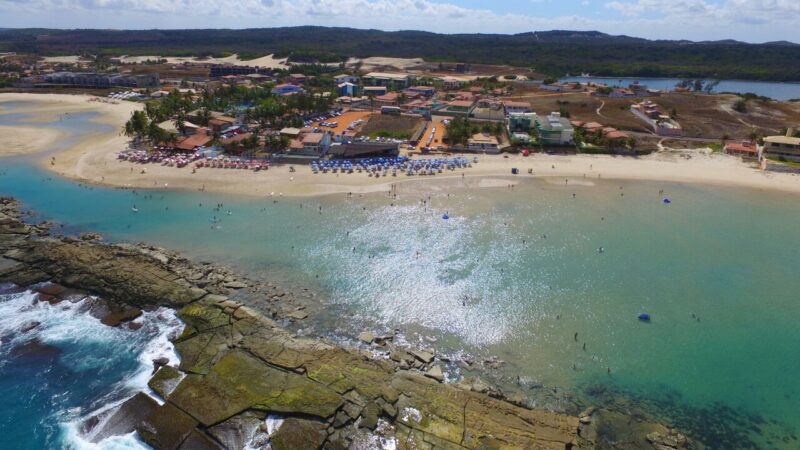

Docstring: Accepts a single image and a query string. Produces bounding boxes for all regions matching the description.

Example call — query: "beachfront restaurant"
[328,142,400,159]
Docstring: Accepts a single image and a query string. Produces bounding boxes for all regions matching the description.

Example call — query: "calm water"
[560,76,800,101]
[2,101,800,448]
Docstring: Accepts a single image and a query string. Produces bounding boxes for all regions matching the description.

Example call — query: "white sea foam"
[243,413,284,450]
[309,202,534,346]
[0,290,183,449]
[61,426,152,450]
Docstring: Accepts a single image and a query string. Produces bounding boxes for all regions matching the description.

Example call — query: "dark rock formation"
[82,393,159,443]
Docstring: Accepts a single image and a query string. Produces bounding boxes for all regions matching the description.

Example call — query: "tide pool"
[2,103,800,448]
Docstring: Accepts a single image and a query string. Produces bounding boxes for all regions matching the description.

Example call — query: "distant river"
[560,76,800,101]
[2,102,800,448]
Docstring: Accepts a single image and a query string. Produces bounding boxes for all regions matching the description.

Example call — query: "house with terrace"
[504,101,532,115]
[363,72,413,90]
[535,112,575,146]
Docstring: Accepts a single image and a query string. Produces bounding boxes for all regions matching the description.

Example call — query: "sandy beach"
[0,125,66,157]
[2,92,800,197]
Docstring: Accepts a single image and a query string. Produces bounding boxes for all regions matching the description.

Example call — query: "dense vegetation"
[1,27,800,81]
[123,84,336,153]
[445,117,505,146]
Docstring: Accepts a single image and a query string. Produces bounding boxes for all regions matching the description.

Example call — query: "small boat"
[638,313,651,322]
[131,206,139,213]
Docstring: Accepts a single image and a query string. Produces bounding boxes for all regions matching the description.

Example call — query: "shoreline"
[0,124,67,157]
[0,196,693,449]
[1,92,799,200]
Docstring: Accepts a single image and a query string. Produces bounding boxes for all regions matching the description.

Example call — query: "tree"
[144,100,164,122]
[173,112,186,135]
[277,135,290,152]
[704,80,720,94]
[733,99,747,113]
[146,121,175,146]
[123,110,150,142]
[493,121,505,137]
[573,127,586,145]
[196,108,212,126]
[366,93,376,113]
[596,86,613,96]
[444,117,473,146]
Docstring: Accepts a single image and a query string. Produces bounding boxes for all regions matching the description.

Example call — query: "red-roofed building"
[220,132,254,153]
[286,73,308,84]
[208,116,236,133]
[724,141,760,159]
[374,92,400,106]
[605,131,630,140]
[173,131,213,151]
[583,122,604,132]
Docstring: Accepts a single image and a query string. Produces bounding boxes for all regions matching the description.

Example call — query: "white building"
[467,133,500,153]
[362,72,413,90]
[334,74,360,84]
[535,112,574,145]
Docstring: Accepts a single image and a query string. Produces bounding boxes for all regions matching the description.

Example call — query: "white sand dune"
[42,54,289,69]
[346,57,425,72]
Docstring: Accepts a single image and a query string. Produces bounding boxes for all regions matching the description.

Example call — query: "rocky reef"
[0,196,693,449]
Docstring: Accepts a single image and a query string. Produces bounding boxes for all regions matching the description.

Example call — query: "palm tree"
[197,108,212,127]
[173,112,186,136]
[123,110,149,144]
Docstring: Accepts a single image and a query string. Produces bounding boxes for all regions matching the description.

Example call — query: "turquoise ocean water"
[2,102,800,448]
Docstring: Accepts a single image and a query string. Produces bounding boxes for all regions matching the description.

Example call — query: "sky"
[0,0,797,43]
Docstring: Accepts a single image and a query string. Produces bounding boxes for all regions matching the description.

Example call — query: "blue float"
[442,213,449,220]
[663,198,671,204]
[638,313,651,322]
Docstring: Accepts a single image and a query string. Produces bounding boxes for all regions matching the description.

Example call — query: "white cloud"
[606,0,800,25]
[0,0,797,42]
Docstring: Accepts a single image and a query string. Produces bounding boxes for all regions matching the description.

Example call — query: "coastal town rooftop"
[363,72,412,81]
